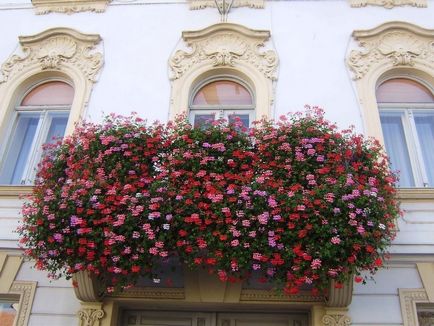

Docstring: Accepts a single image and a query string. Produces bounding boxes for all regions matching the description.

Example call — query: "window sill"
[0,185,33,197]
[397,188,434,202]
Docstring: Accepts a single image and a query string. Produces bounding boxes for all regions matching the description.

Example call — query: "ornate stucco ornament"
[169,23,278,81]
[31,0,111,14]
[322,314,352,326]
[349,0,427,8]
[0,28,103,84]
[347,22,434,80]
[77,308,105,326]
[190,0,265,9]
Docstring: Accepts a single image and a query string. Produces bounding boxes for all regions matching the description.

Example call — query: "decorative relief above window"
[348,22,434,80]
[349,0,427,8]
[346,21,434,159]
[31,0,110,14]
[0,28,103,185]
[168,23,278,119]
[0,28,103,85]
[169,24,277,81]
[189,0,265,10]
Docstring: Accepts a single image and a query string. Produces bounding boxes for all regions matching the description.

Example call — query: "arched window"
[0,81,73,184]
[377,78,434,187]
[189,78,254,129]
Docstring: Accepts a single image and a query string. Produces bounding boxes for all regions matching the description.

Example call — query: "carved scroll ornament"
[190,0,265,9]
[348,22,434,80]
[31,0,110,14]
[349,0,427,8]
[322,314,351,326]
[0,28,103,84]
[78,308,105,326]
[169,23,278,81]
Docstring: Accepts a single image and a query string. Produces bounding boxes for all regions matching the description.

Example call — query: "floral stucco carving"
[399,289,430,326]
[349,0,427,8]
[322,314,351,326]
[9,281,37,326]
[0,28,103,84]
[31,0,110,14]
[347,22,434,80]
[189,0,265,9]
[169,23,278,81]
[78,308,105,326]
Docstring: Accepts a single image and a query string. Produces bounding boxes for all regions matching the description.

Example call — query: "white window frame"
[0,80,72,185]
[189,76,255,128]
[379,103,434,188]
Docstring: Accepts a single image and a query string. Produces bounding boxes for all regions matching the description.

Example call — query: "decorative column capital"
[77,303,105,326]
[322,312,352,326]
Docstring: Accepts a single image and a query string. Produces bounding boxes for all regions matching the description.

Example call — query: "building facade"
[0,0,433,325]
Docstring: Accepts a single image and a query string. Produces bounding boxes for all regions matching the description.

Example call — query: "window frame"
[189,76,256,128]
[377,77,434,188]
[0,79,72,185]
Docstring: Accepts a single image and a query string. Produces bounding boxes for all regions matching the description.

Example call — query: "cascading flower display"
[19,107,399,294]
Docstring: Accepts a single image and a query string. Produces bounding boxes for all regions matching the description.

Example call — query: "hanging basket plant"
[19,107,399,295]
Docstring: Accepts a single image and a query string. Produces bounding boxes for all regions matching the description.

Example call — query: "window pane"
[0,301,17,326]
[45,113,69,144]
[4,114,41,184]
[376,79,434,103]
[192,80,252,106]
[228,114,250,129]
[414,112,434,186]
[380,113,415,187]
[21,81,74,106]
[193,114,215,129]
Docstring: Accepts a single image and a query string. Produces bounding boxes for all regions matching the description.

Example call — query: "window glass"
[0,301,17,326]
[190,79,254,129]
[192,80,252,106]
[193,113,216,129]
[0,81,72,185]
[21,81,74,106]
[377,78,434,187]
[414,112,434,186]
[376,78,434,103]
[380,112,414,187]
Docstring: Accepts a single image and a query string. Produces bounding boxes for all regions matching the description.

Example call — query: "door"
[122,311,308,326]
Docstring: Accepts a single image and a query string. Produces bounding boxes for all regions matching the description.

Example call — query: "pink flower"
[311,258,322,269]
[331,236,341,245]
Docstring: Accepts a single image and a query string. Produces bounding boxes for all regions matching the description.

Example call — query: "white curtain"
[415,113,434,187]
[380,113,415,187]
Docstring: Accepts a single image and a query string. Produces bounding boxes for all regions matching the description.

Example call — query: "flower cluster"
[19,107,399,294]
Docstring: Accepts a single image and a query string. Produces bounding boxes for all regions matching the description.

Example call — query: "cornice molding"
[189,0,265,10]
[0,27,102,84]
[398,188,434,201]
[31,0,110,14]
[349,0,427,8]
[348,21,434,80]
[0,185,33,197]
[240,289,322,302]
[111,287,185,299]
